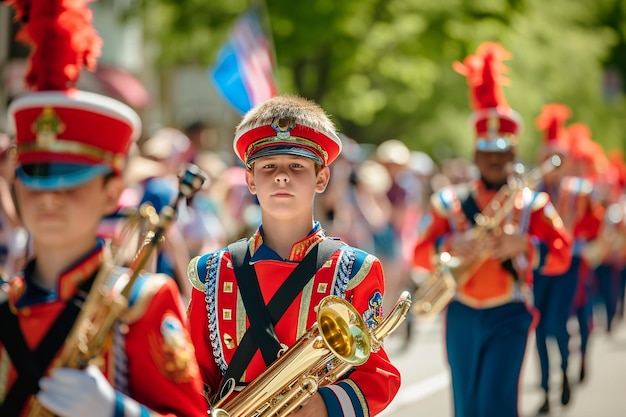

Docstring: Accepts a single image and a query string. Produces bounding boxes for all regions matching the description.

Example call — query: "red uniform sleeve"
[123,277,209,417]
[413,206,453,272]
[528,198,573,276]
[330,258,401,417]
[187,284,222,400]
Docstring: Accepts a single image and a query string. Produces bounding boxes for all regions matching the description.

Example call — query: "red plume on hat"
[6,0,141,190]
[567,123,593,162]
[453,42,511,111]
[535,103,571,153]
[567,123,605,180]
[453,42,522,151]
[5,0,102,91]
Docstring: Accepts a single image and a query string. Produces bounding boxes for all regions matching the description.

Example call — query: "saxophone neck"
[370,291,412,351]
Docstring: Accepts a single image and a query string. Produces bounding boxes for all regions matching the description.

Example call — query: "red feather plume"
[535,103,571,146]
[453,42,512,111]
[4,0,102,91]
[567,122,592,161]
[567,123,606,178]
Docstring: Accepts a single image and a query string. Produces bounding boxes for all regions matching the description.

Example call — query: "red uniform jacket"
[187,223,401,417]
[555,176,604,306]
[0,239,208,417]
[413,179,572,309]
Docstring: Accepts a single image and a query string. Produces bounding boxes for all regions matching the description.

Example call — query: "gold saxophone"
[210,291,412,417]
[25,164,207,417]
[412,155,562,317]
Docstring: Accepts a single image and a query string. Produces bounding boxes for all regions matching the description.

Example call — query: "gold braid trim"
[244,136,328,162]
[236,290,247,381]
[297,280,315,337]
[188,256,205,291]
[0,347,9,402]
[18,140,125,170]
[342,379,370,417]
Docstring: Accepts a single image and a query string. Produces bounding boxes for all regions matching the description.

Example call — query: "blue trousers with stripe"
[533,256,579,391]
[594,263,618,331]
[619,267,626,318]
[446,301,533,417]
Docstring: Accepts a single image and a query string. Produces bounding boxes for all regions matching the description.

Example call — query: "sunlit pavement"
[380,307,626,417]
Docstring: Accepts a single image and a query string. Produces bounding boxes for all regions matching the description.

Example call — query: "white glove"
[37,365,115,417]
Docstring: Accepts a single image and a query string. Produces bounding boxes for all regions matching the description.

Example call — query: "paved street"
[379,307,626,417]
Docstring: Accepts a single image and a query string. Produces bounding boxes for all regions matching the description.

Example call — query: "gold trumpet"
[412,155,562,317]
[211,291,412,417]
[25,164,207,417]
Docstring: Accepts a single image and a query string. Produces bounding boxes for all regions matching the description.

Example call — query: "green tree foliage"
[128,0,626,162]
[119,0,250,65]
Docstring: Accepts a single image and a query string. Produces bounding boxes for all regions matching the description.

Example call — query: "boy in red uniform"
[187,95,401,417]
[0,1,208,416]
[412,43,572,417]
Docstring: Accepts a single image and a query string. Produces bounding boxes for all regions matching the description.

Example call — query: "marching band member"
[0,1,208,416]
[533,106,604,413]
[574,127,617,335]
[532,103,580,413]
[412,43,572,417]
[566,123,606,383]
[187,95,401,417]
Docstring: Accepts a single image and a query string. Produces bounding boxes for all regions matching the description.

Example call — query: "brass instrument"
[412,155,562,317]
[411,252,459,317]
[211,291,412,417]
[26,164,207,417]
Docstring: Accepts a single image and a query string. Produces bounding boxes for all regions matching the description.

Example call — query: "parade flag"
[210,9,278,114]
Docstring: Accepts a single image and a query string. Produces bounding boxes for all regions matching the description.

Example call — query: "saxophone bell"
[317,297,371,364]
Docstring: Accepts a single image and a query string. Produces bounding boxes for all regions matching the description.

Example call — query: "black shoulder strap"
[0,296,37,416]
[265,239,341,323]
[460,193,520,282]
[0,276,95,415]
[219,238,342,398]
[228,239,282,366]
[459,192,481,226]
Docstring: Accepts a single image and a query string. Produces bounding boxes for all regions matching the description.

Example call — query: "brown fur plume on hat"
[235,95,337,138]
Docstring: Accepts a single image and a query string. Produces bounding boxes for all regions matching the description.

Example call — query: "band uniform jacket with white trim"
[187,223,401,417]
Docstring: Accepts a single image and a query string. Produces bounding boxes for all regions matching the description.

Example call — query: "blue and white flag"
[210,9,278,114]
